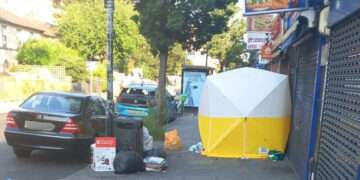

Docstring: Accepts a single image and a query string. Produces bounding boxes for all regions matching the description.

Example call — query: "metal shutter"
[287,34,320,180]
[315,10,360,180]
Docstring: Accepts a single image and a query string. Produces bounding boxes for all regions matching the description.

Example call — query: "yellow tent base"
[201,152,269,159]
[199,114,290,159]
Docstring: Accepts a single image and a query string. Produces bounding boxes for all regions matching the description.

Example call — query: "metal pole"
[105,0,114,136]
[205,50,208,68]
[90,71,93,94]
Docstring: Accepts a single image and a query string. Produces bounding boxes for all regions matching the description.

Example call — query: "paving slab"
[64,112,297,180]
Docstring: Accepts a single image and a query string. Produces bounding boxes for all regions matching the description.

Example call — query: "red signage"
[245,0,303,14]
[246,0,289,11]
[95,137,116,148]
[261,43,272,60]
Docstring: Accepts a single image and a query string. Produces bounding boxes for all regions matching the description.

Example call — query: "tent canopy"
[199,67,291,117]
[198,67,291,158]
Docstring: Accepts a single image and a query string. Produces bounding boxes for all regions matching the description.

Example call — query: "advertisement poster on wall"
[246,14,281,50]
[245,0,306,14]
[182,71,207,108]
[247,15,276,32]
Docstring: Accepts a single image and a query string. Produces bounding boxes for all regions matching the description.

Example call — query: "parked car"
[4,92,111,159]
[116,83,177,122]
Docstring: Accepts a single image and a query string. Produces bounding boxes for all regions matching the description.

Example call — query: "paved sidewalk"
[64,112,297,180]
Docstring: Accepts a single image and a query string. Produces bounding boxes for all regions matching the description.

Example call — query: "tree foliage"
[17,39,88,82]
[135,0,237,124]
[168,43,186,75]
[204,20,247,72]
[135,0,237,52]
[56,0,141,72]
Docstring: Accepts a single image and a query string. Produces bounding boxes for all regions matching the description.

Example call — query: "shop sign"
[245,0,306,14]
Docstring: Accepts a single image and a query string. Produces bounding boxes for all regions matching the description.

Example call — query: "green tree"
[168,43,186,75]
[135,0,237,124]
[17,39,88,82]
[129,37,159,79]
[56,0,141,72]
[204,20,247,72]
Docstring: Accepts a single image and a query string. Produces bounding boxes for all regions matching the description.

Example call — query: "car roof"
[126,83,157,91]
[35,91,92,99]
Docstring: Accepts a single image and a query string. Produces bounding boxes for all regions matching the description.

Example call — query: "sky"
[238,0,245,13]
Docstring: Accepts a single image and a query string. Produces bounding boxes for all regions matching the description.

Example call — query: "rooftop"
[0,8,56,37]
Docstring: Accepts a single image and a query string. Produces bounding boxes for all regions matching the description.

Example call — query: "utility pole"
[105,0,114,136]
[205,49,209,68]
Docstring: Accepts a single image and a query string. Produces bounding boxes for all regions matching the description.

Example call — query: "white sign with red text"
[91,137,116,172]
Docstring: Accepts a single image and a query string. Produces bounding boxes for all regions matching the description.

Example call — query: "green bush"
[143,108,165,141]
[92,63,107,91]
[17,39,88,82]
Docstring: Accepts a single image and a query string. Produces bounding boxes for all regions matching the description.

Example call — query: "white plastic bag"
[143,127,153,151]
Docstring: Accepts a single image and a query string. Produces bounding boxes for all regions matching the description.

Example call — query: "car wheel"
[13,148,32,158]
[78,150,91,163]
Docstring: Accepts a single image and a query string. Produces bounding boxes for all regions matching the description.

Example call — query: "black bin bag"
[113,151,145,174]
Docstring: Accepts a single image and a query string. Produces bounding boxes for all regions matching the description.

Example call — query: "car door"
[87,97,107,136]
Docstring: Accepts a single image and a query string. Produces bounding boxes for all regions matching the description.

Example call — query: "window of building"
[1,25,7,48]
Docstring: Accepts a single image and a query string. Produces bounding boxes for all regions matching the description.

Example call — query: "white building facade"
[0,2,56,70]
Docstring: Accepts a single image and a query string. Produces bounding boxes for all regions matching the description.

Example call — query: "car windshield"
[20,94,83,114]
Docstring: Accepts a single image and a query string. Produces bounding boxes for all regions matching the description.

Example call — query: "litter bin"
[113,117,143,157]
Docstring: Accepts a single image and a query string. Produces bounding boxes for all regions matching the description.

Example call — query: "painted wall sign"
[245,0,306,14]
[247,15,276,32]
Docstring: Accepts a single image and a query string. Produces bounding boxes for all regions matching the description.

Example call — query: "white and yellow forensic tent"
[199,67,291,159]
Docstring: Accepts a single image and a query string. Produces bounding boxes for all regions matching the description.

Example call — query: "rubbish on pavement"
[268,150,285,161]
[143,156,168,172]
[113,151,145,174]
[198,67,291,159]
[143,127,154,151]
[188,142,203,153]
[144,148,167,159]
[91,137,116,172]
[113,117,143,157]
[164,129,182,151]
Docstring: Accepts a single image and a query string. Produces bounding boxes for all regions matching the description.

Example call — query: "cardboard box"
[91,137,116,172]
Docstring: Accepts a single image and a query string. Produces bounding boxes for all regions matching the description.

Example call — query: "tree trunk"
[157,49,168,124]
[220,62,225,72]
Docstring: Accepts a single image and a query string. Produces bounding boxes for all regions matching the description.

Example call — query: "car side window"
[89,99,106,116]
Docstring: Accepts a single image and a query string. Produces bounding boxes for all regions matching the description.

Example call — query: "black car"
[4,92,111,159]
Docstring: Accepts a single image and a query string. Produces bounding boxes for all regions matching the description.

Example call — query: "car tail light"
[117,96,122,103]
[60,119,80,134]
[6,112,18,128]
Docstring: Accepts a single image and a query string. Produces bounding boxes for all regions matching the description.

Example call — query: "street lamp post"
[105,0,114,136]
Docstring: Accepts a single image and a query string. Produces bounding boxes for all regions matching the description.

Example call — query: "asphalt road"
[0,114,86,180]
